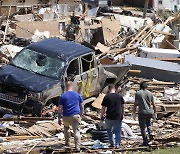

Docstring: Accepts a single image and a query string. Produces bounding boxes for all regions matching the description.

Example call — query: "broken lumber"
[109,47,135,54]
[87,147,149,153]
[129,70,141,73]
[157,105,180,112]
[0,117,54,122]
[26,142,39,154]
[153,30,175,36]
[153,58,180,62]
[3,136,40,141]
[127,22,152,47]
[148,81,176,85]
[166,121,180,127]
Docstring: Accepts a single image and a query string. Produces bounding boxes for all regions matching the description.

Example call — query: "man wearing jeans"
[58,81,84,151]
[133,81,156,146]
[101,84,124,148]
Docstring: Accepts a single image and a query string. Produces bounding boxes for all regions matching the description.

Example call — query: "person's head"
[115,85,122,93]
[140,81,148,90]
[66,81,74,91]
[108,84,116,93]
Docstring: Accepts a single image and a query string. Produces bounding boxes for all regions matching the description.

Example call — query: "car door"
[80,53,99,98]
[66,58,82,94]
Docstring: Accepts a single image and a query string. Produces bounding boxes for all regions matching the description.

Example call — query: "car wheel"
[92,134,109,138]
[92,136,109,140]
[32,103,43,117]
[91,130,107,135]
[91,130,109,143]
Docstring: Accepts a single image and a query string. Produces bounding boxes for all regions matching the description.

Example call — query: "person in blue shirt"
[58,81,84,152]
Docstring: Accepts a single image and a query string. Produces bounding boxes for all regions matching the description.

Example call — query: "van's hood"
[0,65,60,92]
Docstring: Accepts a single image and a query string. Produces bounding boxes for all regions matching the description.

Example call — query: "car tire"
[92,134,109,138]
[32,103,43,117]
[91,130,107,135]
[91,130,109,143]
[92,136,109,140]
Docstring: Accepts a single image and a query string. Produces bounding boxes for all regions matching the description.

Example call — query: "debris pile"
[0,0,180,153]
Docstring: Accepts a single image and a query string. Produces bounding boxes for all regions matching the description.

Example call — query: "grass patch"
[146,147,180,154]
[128,146,180,154]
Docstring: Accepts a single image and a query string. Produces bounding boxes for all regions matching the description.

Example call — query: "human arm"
[100,106,106,120]
[133,93,138,120]
[58,105,63,125]
[80,102,84,116]
[58,96,63,125]
[100,96,108,120]
[120,96,125,120]
[152,95,157,119]
[152,95,156,113]
[121,104,124,120]
[79,95,84,116]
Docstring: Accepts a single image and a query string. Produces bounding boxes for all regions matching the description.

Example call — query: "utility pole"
[0,0,2,16]
[143,0,149,18]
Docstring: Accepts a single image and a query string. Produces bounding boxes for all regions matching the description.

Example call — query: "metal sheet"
[125,55,180,83]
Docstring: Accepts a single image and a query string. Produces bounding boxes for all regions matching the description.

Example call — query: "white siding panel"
[153,0,179,11]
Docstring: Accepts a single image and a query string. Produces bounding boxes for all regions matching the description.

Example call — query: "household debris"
[0,0,179,153]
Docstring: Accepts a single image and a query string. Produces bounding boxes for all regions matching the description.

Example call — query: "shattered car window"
[11,49,65,79]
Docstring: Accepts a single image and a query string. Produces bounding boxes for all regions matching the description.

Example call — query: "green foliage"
[127,146,180,154]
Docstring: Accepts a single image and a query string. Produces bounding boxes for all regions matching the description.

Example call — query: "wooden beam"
[153,30,175,36]
[87,147,149,153]
[157,105,180,112]
[108,47,135,54]
[0,117,54,122]
[153,58,180,61]
[148,81,176,85]
[166,39,178,50]
[127,22,152,47]
[128,70,141,73]
[3,136,40,141]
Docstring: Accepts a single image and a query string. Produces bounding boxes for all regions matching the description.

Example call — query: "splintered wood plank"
[92,93,105,109]
[127,22,152,47]
[31,125,52,137]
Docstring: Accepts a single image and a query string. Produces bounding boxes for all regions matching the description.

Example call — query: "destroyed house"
[0,0,81,16]
[124,0,153,7]
[124,0,180,11]
[82,0,123,6]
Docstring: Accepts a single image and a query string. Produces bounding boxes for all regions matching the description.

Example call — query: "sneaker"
[65,143,70,147]
[109,145,115,148]
[75,147,80,152]
[115,145,120,149]
[142,143,149,146]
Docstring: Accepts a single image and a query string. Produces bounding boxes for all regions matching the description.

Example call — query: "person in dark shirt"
[58,81,84,152]
[101,84,125,148]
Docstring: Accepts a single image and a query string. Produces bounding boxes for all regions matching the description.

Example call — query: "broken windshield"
[11,48,65,79]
